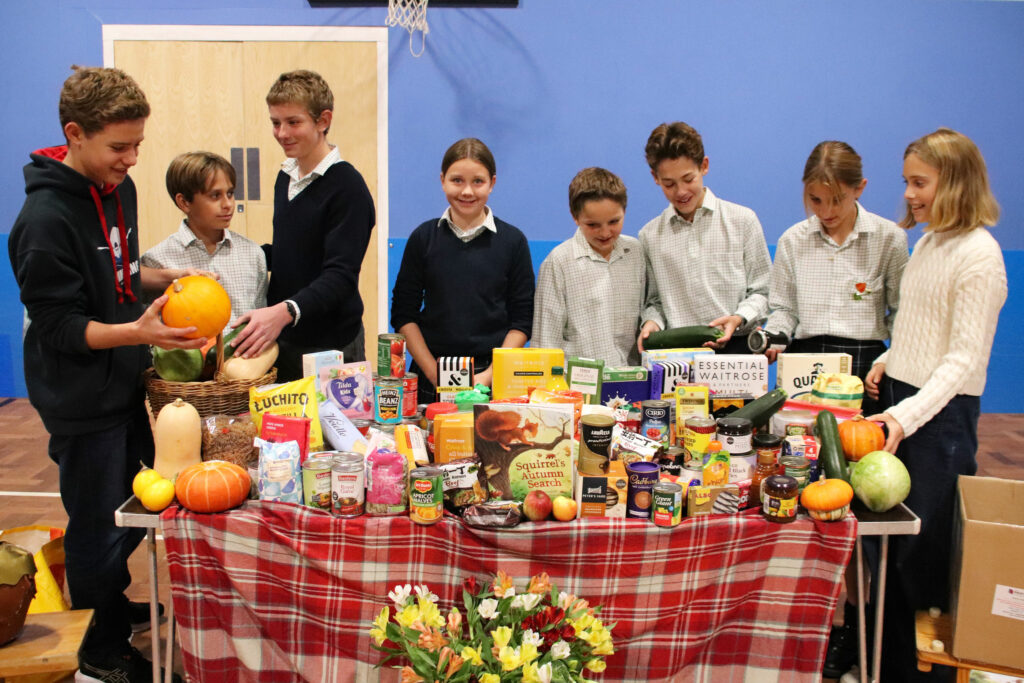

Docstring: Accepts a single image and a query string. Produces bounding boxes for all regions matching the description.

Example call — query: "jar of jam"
[753,433,782,459]
[716,416,753,455]
[762,474,799,523]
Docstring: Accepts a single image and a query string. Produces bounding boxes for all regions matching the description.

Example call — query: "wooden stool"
[916,610,1024,682]
[0,609,93,679]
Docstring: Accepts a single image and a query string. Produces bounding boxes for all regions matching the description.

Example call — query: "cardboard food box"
[302,349,345,397]
[600,366,649,407]
[691,355,768,396]
[648,361,690,400]
[641,347,713,372]
[575,460,628,518]
[434,411,475,464]
[436,356,475,402]
[776,353,852,402]
[491,348,565,400]
[949,476,1024,670]
[687,484,741,517]
[566,356,604,405]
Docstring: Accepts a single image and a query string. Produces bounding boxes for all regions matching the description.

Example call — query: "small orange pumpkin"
[175,461,250,513]
[161,275,231,339]
[838,416,885,462]
[800,476,854,521]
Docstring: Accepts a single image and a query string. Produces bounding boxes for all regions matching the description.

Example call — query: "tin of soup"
[331,452,365,517]
[408,466,444,525]
[374,376,404,424]
[652,482,683,527]
[626,460,661,519]
[377,333,406,378]
[302,453,336,510]
[402,373,419,417]
[640,400,671,446]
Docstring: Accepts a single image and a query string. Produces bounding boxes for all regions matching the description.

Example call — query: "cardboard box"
[434,411,475,464]
[648,360,690,400]
[436,356,475,402]
[691,354,768,395]
[302,350,345,397]
[641,347,713,371]
[566,356,604,405]
[491,348,564,400]
[600,366,648,407]
[949,476,1024,670]
[575,460,628,518]
[776,353,852,402]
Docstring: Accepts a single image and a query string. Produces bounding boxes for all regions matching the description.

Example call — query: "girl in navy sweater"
[391,138,535,404]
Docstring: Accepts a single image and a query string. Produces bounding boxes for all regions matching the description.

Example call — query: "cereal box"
[776,353,853,401]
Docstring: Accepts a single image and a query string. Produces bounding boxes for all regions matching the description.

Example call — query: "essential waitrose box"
[491,348,565,400]
[776,353,852,401]
[949,476,1024,670]
[692,355,768,396]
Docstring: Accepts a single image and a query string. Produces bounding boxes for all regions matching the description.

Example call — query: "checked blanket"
[162,502,855,682]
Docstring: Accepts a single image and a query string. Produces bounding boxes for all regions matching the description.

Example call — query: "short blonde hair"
[266,70,333,133]
[568,167,627,218]
[59,66,149,136]
[166,152,236,203]
[902,128,999,232]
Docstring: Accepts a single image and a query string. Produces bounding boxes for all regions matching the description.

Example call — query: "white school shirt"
[439,206,498,243]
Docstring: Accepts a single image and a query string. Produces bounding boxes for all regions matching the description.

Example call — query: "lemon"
[139,478,176,512]
[133,468,164,499]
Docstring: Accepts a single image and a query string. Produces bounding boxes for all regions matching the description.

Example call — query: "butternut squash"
[220,342,278,381]
[153,398,202,480]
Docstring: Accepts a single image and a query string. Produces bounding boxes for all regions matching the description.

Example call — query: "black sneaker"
[128,600,165,633]
[76,646,182,683]
[822,622,858,679]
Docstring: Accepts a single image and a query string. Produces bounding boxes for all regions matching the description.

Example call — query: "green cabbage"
[151,346,204,382]
[849,450,911,513]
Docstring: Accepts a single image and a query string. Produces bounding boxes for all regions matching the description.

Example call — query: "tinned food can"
[683,416,716,462]
[377,333,406,378]
[402,372,419,418]
[652,482,683,527]
[625,461,661,519]
[408,466,443,525]
[331,452,365,517]
[374,376,404,424]
[640,400,671,447]
[302,452,337,510]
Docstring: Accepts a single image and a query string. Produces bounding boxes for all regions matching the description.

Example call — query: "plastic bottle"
[546,365,569,392]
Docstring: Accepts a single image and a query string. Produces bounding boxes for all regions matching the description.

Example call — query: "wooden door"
[107,27,386,364]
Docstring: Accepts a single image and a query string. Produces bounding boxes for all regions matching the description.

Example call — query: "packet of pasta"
[249,376,323,451]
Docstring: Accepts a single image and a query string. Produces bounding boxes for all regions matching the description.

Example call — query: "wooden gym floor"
[1,397,1022,681]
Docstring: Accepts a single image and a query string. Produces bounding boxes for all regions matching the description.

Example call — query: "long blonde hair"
[901,128,999,232]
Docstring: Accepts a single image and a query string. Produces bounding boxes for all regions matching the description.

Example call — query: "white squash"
[153,398,202,480]
[221,342,279,381]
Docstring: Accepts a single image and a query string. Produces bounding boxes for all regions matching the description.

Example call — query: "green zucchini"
[816,409,848,482]
[644,325,724,350]
[205,321,247,366]
[730,388,787,430]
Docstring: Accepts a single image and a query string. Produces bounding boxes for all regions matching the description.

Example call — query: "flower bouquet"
[369,571,615,682]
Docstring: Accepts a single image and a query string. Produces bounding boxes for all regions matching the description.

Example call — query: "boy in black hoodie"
[8,66,197,683]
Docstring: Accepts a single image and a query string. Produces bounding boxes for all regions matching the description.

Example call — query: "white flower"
[557,591,572,609]
[388,584,412,607]
[512,592,542,611]
[536,662,553,683]
[521,629,543,647]
[414,584,438,603]
[496,585,516,599]
[477,598,499,619]
[550,640,571,660]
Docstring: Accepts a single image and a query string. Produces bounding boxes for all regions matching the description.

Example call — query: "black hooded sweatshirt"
[8,146,148,436]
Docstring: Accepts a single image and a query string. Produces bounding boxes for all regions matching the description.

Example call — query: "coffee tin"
[377,333,406,378]
[374,376,404,424]
[331,452,365,517]
[408,466,444,525]
[626,460,661,519]
[652,482,683,527]
[579,414,614,475]
[302,453,336,510]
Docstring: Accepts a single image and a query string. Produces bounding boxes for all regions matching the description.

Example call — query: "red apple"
[522,490,553,521]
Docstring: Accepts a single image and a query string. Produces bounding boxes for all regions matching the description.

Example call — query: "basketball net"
[387,0,430,57]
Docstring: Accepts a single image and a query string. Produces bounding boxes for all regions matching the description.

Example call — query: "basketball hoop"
[387,0,430,57]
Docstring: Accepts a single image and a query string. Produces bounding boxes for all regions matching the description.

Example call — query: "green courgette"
[205,321,247,366]
[730,388,787,430]
[816,409,848,482]
[644,325,724,350]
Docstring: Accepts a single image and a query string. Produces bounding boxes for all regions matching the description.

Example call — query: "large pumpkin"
[175,461,250,513]
[838,416,885,462]
[800,476,854,521]
[161,275,231,339]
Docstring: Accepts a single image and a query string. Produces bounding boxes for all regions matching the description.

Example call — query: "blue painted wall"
[2,0,1021,410]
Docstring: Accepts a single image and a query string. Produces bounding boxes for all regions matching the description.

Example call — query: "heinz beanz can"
[374,376,404,424]
[626,461,661,519]
[652,482,683,527]
[377,333,406,378]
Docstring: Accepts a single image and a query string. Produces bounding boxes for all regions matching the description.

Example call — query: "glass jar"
[749,450,779,505]
[716,416,753,455]
[780,455,811,492]
[762,474,799,523]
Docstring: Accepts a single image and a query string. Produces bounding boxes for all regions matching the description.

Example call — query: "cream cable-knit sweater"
[874,226,1007,438]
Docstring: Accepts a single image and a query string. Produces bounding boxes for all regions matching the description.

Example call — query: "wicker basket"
[144,366,277,419]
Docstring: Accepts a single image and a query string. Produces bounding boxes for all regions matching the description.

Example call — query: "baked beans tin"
[377,333,406,378]
[640,400,671,447]
[302,453,336,510]
[374,376,403,424]
[331,452,365,517]
[402,372,419,417]
[408,466,443,525]
[626,460,660,519]
[652,482,683,527]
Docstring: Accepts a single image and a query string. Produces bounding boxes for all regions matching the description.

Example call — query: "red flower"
[855,282,866,293]
[561,624,576,641]
[463,576,479,594]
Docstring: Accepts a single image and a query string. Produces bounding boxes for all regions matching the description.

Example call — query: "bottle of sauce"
[546,365,569,392]
[749,450,779,505]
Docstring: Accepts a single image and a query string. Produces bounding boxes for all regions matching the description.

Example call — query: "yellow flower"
[400,667,424,683]
[527,572,551,595]
[491,625,513,650]
[572,612,595,634]
[369,606,389,646]
[585,658,607,673]
[480,675,500,683]
[461,646,484,666]
[492,570,516,598]
[592,639,615,656]
[396,603,421,628]
[519,641,539,665]
[418,596,445,629]
[447,607,462,636]
[498,645,521,671]
[522,662,542,683]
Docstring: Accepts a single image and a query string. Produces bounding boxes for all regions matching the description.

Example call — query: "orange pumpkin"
[175,461,250,513]
[800,476,854,521]
[838,416,885,462]
[161,275,231,339]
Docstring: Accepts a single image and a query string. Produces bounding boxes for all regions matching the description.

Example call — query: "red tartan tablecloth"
[161,503,856,683]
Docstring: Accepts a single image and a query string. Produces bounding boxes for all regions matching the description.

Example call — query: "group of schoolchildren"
[7,63,1007,683]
